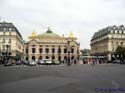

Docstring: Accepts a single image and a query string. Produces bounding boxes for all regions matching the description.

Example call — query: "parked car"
[4,59,12,66]
[107,60,112,64]
[38,59,44,65]
[120,59,125,64]
[16,60,22,65]
[53,60,60,65]
[112,59,121,64]
[29,60,36,66]
[23,60,29,65]
[44,59,52,65]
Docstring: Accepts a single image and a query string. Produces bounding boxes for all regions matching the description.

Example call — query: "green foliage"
[116,46,125,58]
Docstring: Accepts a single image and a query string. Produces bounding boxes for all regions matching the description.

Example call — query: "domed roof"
[39,27,61,38]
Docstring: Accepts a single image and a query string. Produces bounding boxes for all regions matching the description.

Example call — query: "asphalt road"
[0,64,125,93]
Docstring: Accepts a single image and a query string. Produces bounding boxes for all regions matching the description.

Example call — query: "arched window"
[39,56,42,60]
[32,56,35,61]
[58,47,61,53]
[64,56,67,60]
[71,56,74,59]
[45,48,49,53]
[46,56,49,59]
[52,48,55,54]
[52,55,55,60]
[26,57,28,61]
[58,56,61,61]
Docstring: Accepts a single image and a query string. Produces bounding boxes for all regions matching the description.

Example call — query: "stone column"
[55,46,58,60]
[49,46,52,59]
[74,47,77,54]
[36,45,39,54]
[49,45,52,54]
[55,46,58,54]
[61,46,64,61]
[28,45,32,54]
[29,55,32,61]
[42,45,45,54]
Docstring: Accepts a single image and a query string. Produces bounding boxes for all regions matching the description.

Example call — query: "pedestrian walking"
[74,59,77,64]
[67,57,71,66]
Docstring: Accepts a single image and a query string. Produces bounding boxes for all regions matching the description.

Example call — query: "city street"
[0,64,125,93]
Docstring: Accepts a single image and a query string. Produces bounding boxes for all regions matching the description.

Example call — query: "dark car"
[107,60,112,64]
[112,59,121,64]
[4,59,12,66]
[16,60,22,65]
[23,60,29,65]
[120,59,125,64]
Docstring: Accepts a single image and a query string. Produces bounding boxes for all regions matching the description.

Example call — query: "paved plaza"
[0,64,125,93]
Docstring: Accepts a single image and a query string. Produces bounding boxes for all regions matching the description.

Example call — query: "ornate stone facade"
[24,28,80,61]
[90,25,125,61]
[0,21,24,61]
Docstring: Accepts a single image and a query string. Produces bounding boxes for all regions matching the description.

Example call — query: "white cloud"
[0,0,125,49]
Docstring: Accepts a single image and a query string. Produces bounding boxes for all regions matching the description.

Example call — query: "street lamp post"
[6,44,9,61]
[0,45,2,64]
[67,40,71,66]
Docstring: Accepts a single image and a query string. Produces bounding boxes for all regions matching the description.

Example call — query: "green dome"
[39,28,60,38]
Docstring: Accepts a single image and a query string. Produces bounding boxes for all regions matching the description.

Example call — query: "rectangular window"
[71,48,74,53]
[4,28,6,31]
[26,48,28,53]
[9,39,11,43]
[6,28,9,31]
[39,48,42,53]
[8,45,11,51]
[9,31,11,35]
[3,31,5,35]
[64,48,67,53]
[2,38,5,43]
[58,48,61,53]
[46,48,49,53]
[121,42,123,46]
[39,45,42,47]
[32,48,36,53]
[2,45,5,51]
[52,48,55,53]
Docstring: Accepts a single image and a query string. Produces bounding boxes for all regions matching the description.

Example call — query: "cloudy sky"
[0,0,125,49]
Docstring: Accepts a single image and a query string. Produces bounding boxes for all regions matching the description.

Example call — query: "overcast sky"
[0,0,125,49]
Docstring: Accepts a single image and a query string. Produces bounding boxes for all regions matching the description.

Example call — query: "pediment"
[70,40,80,45]
[28,39,39,44]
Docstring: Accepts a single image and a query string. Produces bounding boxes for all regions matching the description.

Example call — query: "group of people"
[63,58,77,66]
[82,58,106,65]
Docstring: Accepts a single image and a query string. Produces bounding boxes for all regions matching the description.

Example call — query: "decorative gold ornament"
[32,31,37,37]
[69,32,74,38]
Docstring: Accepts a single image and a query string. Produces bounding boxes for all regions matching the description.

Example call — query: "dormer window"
[119,30,122,34]
[110,30,113,33]
[115,30,117,34]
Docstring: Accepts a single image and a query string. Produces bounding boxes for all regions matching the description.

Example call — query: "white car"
[38,59,44,65]
[44,59,52,65]
[29,60,36,66]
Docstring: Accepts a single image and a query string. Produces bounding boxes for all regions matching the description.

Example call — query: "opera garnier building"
[24,28,80,62]
[90,25,125,61]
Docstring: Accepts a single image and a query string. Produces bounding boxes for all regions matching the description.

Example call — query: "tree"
[116,46,125,59]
